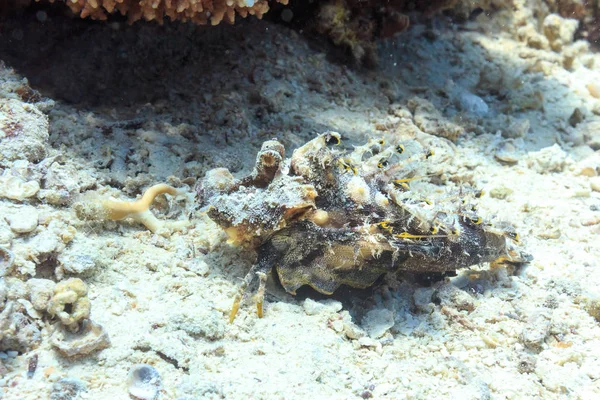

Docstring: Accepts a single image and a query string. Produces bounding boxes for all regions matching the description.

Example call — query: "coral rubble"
[47,278,91,331]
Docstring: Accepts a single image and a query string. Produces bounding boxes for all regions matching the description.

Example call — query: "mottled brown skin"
[257,216,508,296]
[199,133,529,320]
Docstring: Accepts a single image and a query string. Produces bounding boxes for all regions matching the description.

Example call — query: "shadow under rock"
[0,8,384,185]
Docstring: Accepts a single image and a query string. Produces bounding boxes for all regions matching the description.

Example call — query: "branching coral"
[74,183,189,234]
[36,0,288,25]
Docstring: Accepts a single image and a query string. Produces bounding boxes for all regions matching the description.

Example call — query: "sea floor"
[1,2,600,399]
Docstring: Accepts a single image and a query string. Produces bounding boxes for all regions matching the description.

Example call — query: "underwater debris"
[73,183,189,234]
[198,133,529,321]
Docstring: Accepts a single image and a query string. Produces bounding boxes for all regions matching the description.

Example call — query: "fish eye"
[378,158,389,168]
[505,231,520,243]
[325,134,341,146]
[470,217,482,225]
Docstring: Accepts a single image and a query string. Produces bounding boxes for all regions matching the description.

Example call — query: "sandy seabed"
[1,2,600,399]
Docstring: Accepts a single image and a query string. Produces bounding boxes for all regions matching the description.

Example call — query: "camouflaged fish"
[196,132,529,321]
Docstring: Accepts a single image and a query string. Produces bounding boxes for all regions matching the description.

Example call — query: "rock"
[433,283,477,312]
[127,364,162,400]
[50,377,87,400]
[591,177,600,192]
[569,108,585,127]
[302,298,343,316]
[27,278,56,311]
[526,144,569,173]
[0,246,14,277]
[413,287,435,313]
[507,118,530,139]
[489,186,514,200]
[0,99,49,167]
[343,320,366,340]
[588,82,600,99]
[361,309,395,338]
[169,308,225,340]
[542,14,579,51]
[5,206,38,234]
[517,354,537,374]
[0,220,14,246]
[520,312,550,352]
[0,300,42,352]
[57,253,96,276]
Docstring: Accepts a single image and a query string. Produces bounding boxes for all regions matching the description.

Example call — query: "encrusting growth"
[74,183,189,233]
[101,183,177,231]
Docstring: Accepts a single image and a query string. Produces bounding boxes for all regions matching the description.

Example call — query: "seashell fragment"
[0,174,40,201]
[494,141,520,163]
[127,364,162,400]
[50,319,110,357]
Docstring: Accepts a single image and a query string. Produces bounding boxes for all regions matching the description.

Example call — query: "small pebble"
[0,352,7,359]
[569,108,585,127]
[6,351,18,358]
[5,207,39,234]
[590,177,600,192]
[490,186,514,199]
[537,229,561,239]
[581,217,600,226]
[588,82,600,99]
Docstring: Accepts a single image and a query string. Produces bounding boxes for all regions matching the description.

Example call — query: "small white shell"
[127,364,162,400]
[494,141,520,163]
